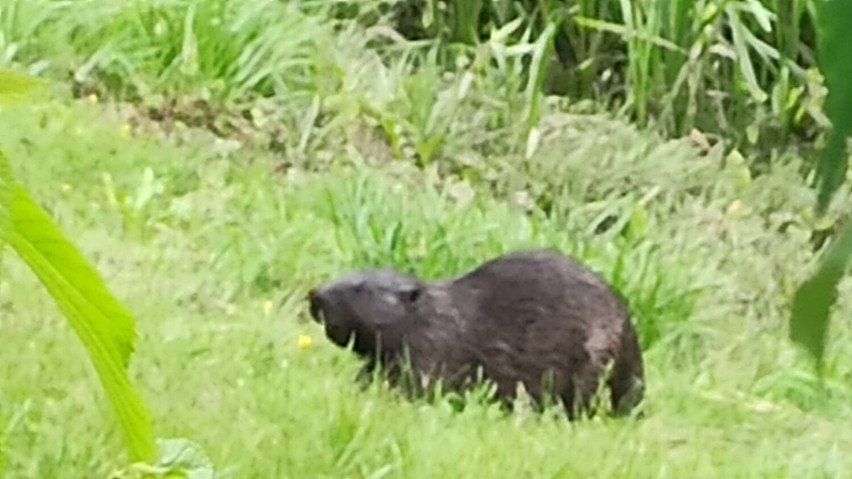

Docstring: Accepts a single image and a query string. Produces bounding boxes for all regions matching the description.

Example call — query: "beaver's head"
[308,268,425,358]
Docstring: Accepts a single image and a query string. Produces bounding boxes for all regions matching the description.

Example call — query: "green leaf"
[6,181,154,462]
[523,21,557,131]
[108,438,216,479]
[814,0,852,213]
[629,203,648,238]
[0,69,38,263]
[449,0,484,45]
[789,0,852,367]
[0,148,10,266]
[790,222,852,368]
[0,412,4,478]
[0,69,44,476]
[0,69,44,106]
[154,438,215,479]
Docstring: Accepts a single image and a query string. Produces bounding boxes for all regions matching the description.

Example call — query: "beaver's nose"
[307,287,326,323]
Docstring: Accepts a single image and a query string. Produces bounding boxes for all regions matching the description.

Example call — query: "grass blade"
[6,181,154,462]
[726,4,768,103]
[523,22,557,131]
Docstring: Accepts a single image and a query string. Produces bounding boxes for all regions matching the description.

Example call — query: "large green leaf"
[6,181,154,462]
[0,69,45,473]
[0,70,41,269]
[790,0,852,365]
[813,0,852,212]
[790,223,852,367]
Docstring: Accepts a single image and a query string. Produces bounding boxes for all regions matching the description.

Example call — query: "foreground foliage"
[0,72,214,477]
[0,70,155,470]
[790,0,852,367]
[0,0,850,477]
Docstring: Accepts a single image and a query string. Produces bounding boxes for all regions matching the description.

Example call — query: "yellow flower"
[61,183,72,192]
[726,199,742,216]
[86,93,98,103]
[298,335,312,350]
[263,300,274,316]
[121,124,132,137]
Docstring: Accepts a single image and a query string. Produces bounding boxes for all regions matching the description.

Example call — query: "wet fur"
[308,249,645,418]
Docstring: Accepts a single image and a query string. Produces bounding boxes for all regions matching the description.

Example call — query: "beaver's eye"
[400,286,421,304]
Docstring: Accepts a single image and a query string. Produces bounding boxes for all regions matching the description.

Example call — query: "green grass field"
[1,1,851,478]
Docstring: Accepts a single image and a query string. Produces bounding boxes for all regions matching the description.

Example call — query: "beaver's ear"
[399,284,423,304]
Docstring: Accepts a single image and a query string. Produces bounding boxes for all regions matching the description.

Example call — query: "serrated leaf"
[0,69,44,106]
[0,71,40,473]
[6,181,154,462]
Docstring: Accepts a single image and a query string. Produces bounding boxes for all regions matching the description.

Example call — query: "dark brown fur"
[307,249,645,418]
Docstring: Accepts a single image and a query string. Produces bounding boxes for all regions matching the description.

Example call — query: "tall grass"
[0,1,550,171]
[386,0,824,155]
[0,0,826,162]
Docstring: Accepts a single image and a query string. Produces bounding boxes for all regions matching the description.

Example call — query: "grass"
[2,94,851,478]
[0,0,825,161]
[0,1,851,478]
[381,0,824,153]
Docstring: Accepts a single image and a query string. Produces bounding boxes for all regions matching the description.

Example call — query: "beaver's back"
[438,249,643,414]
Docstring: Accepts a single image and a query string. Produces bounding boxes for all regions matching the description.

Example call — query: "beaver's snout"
[308,287,326,324]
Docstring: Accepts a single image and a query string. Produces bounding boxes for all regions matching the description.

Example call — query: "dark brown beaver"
[307,249,645,418]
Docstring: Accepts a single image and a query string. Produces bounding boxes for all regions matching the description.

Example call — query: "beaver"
[307,248,645,418]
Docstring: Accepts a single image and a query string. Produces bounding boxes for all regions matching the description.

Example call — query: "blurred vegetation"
[377,0,826,156]
[0,0,830,161]
[0,0,850,477]
[790,0,852,369]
